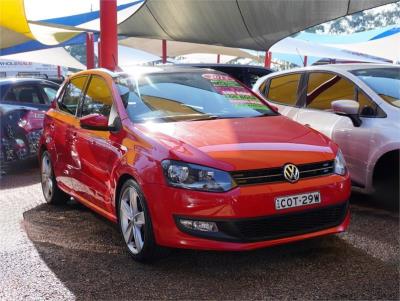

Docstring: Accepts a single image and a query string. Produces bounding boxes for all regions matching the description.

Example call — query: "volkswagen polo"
[39,67,350,261]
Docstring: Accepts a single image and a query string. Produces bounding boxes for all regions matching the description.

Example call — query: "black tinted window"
[5,85,43,104]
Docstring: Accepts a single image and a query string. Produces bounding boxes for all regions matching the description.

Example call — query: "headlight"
[161,160,237,192]
[334,149,347,175]
[18,118,28,128]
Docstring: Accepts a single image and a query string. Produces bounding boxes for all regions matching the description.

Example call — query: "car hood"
[137,116,336,171]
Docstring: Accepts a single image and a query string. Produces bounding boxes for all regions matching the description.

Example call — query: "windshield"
[351,68,400,108]
[114,71,276,123]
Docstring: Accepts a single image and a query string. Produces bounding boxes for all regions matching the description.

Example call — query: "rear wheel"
[118,179,160,262]
[40,151,69,205]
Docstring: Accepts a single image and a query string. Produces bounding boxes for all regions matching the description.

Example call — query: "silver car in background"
[253,64,399,206]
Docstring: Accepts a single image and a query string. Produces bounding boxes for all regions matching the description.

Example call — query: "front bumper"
[143,173,351,251]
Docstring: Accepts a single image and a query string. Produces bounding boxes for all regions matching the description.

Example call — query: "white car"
[253,64,399,206]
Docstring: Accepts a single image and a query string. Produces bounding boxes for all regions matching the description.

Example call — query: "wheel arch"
[372,149,400,184]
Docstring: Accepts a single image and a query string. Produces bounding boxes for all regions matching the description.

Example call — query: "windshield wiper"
[188,114,220,121]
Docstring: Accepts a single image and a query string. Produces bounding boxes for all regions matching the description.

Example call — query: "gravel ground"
[0,164,399,300]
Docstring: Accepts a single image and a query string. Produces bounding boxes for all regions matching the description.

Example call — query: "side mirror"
[80,114,114,131]
[331,100,362,127]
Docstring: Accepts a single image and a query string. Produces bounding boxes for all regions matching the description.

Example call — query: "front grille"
[231,160,334,186]
[217,202,348,242]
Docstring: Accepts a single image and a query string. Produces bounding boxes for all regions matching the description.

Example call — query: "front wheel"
[118,179,160,262]
[40,151,69,205]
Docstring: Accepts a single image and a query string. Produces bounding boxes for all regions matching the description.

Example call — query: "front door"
[51,76,88,191]
[74,75,122,211]
[294,71,380,187]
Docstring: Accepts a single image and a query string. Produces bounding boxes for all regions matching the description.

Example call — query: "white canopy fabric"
[119,37,258,60]
[0,47,86,69]
[270,37,388,63]
[95,43,161,67]
[328,33,400,62]
[118,0,396,51]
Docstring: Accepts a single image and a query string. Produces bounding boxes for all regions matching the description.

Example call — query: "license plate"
[275,191,321,210]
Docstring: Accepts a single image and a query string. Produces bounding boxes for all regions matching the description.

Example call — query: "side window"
[5,85,43,104]
[42,86,58,104]
[81,76,113,118]
[267,74,301,106]
[59,76,87,115]
[306,72,355,110]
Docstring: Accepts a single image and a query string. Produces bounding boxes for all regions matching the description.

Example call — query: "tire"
[40,151,69,205]
[117,179,161,262]
[374,153,399,210]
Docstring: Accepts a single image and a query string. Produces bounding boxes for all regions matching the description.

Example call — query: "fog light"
[179,219,218,232]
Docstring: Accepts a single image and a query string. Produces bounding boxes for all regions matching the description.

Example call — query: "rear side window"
[306,72,355,110]
[80,76,113,118]
[267,74,301,106]
[59,76,87,115]
[5,85,43,104]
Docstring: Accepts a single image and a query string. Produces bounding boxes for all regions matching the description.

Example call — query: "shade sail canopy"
[94,43,160,67]
[0,0,144,49]
[329,33,400,62]
[119,37,258,60]
[270,37,389,64]
[118,0,396,51]
[0,47,86,69]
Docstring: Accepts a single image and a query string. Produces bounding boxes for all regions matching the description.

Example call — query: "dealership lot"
[0,164,398,300]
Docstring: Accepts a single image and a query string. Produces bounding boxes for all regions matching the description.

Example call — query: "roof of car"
[72,66,225,79]
[176,63,272,70]
[266,63,398,77]
[0,77,59,86]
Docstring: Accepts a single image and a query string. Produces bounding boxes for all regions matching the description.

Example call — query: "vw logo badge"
[283,163,300,183]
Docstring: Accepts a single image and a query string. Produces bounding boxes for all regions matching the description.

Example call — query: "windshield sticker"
[212,86,268,110]
[203,73,269,111]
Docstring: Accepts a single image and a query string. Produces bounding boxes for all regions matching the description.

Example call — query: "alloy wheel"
[41,153,53,202]
[119,186,146,254]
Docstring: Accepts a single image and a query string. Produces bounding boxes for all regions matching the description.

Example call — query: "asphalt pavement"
[0,163,399,300]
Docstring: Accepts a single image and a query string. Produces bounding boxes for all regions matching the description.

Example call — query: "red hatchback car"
[39,67,350,261]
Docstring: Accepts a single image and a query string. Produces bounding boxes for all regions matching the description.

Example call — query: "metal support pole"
[303,55,308,67]
[264,51,272,68]
[99,0,118,71]
[217,54,220,64]
[86,32,95,69]
[162,39,167,64]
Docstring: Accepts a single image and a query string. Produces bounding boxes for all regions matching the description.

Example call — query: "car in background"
[0,78,59,172]
[39,67,350,262]
[0,105,46,172]
[0,78,60,110]
[253,64,399,206]
[176,64,273,88]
